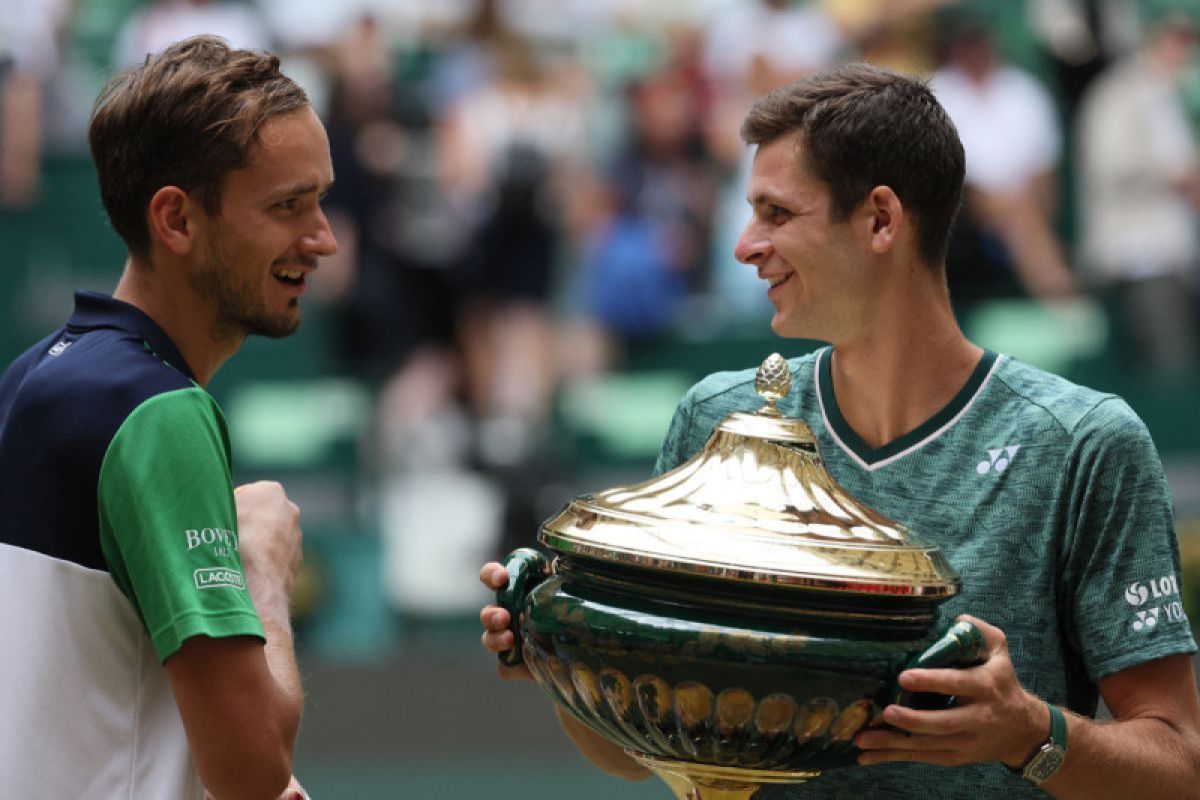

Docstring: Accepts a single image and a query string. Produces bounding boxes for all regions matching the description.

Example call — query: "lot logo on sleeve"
[1125,574,1187,633]
[976,445,1021,475]
[194,567,245,590]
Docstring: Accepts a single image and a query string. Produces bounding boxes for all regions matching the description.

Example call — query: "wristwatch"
[1015,702,1068,785]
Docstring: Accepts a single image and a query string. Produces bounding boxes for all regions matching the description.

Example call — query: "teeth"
[273,269,303,280]
[768,275,788,288]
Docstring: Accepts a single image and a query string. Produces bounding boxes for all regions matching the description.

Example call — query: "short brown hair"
[741,63,965,266]
[89,35,309,257]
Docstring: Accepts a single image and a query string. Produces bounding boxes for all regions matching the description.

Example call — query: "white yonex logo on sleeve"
[1125,574,1188,633]
[1133,608,1159,631]
[976,445,1021,474]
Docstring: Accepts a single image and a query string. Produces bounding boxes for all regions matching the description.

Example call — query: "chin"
[248,313,301,339]
[769,313,798,338]
[770,314,823,342]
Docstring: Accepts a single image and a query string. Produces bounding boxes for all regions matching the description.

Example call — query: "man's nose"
[300,209,338,257]
[734,217,771,265]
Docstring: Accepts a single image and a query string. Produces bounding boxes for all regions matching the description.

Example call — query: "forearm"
[976,189,1076,299]
[0,72,42,207]
[246,567,303,744]
[1043,711,1200,799]
[260,618,303,737]
[554,706,651,781]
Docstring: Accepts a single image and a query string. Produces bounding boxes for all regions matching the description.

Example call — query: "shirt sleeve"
[97,387,264,662]
[1061,398,1197,681]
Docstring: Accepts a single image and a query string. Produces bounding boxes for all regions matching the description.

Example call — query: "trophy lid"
[540,354,961,597]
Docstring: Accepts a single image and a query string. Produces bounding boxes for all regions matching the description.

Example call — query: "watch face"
[1026,745,1067,783]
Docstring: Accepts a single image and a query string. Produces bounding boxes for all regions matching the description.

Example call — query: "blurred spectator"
[822,0,960,74]
[319,14,433,378]
[436,34,589,467]
[1026,0,1143,125]
[577,62,717,346]
[428,0,510,113]
[0,0,70,209]
[704,0,847,324]
[112,0,270,68]
[703,0,845,95]
[1076,1,1200,378]
[703,0,846,165]
[932,11,1079,311]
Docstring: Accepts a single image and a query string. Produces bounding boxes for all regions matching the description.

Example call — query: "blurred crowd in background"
[3,0,1200,647]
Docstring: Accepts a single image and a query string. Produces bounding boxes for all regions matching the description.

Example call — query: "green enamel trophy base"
[630,753,820,800]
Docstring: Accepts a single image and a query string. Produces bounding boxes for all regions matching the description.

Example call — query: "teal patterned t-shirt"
[653,348,1196,799]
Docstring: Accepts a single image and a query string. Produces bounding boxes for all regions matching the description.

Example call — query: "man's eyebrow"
[273,179,335,199]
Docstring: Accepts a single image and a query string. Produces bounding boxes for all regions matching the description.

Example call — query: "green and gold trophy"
[497,355,985,799]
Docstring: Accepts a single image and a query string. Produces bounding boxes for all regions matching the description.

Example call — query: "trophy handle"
[495,548,550,668]
[893,619,988,709]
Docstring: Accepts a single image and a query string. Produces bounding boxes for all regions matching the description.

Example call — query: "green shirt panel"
[98,387,264,662]
[655,348,1195,799]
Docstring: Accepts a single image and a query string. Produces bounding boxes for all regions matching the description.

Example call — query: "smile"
[767,274,792,289]
[271,266,307,286]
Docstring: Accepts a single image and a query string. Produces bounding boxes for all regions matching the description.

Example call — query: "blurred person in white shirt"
[112,0,271,69]
[1077,1,1200,378]
[0,0,69,208]
[932,11,1079,310]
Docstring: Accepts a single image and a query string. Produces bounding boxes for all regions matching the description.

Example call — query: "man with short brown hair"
[481,63,1200,798]
[0,35,335,798]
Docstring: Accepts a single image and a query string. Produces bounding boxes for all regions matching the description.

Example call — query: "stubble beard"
[192,241,301,341]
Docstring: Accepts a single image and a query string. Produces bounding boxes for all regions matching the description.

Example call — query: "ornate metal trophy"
[497,354,985,799]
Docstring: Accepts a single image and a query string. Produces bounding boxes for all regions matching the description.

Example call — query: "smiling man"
[480,63,1200,798]
[0,36,335,799]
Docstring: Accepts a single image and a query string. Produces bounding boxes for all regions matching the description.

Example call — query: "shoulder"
[8,328,197,443]
[70,330,192,405]
[680,351,819,415]
[0,331,59,398]
[990,356,1150,447]
[655,351,820,475]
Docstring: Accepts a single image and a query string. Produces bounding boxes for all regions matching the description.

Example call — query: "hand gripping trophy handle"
[495,548,550,667]
[893,619,988,709]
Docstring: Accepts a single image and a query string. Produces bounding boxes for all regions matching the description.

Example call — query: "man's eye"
[277,198,298,211]
[767,205,789,222]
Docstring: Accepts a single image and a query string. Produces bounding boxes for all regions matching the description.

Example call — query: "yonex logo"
[976,445,1021,475]
[1133,608,1160,632]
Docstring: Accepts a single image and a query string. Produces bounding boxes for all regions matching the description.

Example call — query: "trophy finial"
[754,353,791,417]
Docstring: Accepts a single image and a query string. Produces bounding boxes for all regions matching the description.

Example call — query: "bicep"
[1099,654,1200,729]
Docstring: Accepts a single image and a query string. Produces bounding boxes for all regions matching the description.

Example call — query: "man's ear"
[146,186,197,256]
[865,185,903,255]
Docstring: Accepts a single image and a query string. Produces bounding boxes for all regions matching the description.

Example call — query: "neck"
[113,256,242,386]
[826,267,982,449]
